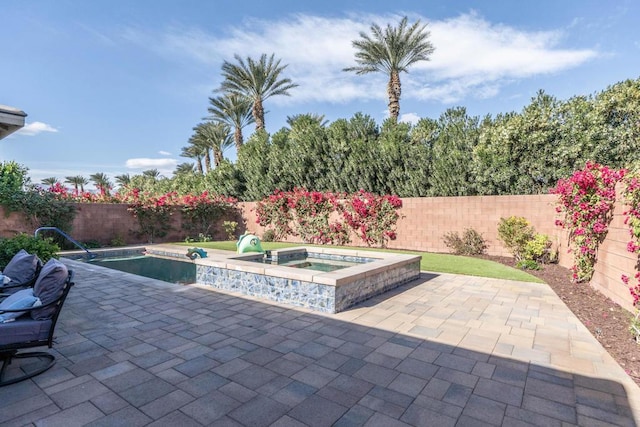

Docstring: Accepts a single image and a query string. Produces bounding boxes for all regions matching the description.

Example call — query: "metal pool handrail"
[34,227,96,259]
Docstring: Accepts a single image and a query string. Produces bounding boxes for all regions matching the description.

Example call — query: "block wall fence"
[0,195,637,311]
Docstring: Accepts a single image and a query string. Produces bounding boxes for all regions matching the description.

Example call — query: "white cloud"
[400,113,421,125]
[16,121,59,136]
[158,150,172,156]
[123,11,598,105]
[125,158,177,171]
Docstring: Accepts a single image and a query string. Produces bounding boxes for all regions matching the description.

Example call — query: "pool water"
[251,256,361,272]
[88,255,196,284]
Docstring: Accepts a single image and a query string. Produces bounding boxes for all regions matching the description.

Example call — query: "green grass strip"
[179,241,542,283]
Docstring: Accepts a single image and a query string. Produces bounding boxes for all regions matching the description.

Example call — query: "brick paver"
[0,260,638,426]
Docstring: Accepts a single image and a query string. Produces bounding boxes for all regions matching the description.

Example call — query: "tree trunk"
[204,150,212,173]
[253,98,265,131]
[196,159,203,174]
[387,71,402,122]
[234,126,243,151]
[214,150,223,168]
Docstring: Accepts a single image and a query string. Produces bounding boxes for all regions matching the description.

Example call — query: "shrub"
[523,233,554,264]
[110,234,126,247]
[443,228,487,255]
[340,190,403,248]
[262,229,275,242]
[180,192,237,238]
[0,233,59,266]
[552,162,624,282]
[120,189,178,243]
[516,259,541,270]
[287,188,346,245]
[223,221,238,241]
[255,190,294,241]
[255,188,403,248]
[497,216,535,261]
[621,169,640,308]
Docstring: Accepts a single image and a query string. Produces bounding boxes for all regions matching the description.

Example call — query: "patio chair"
[0,258,73,386]
[0,249,43,294]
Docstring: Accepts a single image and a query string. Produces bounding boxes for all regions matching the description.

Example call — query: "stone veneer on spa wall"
[146,245,421,313]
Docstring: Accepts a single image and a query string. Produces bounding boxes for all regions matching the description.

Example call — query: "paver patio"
[1,258,638,426]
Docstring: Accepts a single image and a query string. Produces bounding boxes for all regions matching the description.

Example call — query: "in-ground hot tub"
[147,245,420,313]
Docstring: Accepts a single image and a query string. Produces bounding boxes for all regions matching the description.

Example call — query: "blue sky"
[2,0,639,188]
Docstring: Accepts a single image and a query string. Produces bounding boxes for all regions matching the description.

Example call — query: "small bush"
[523,233,553,264]
[223,221,238,241]
[497,216,536,261]
[262,229,275,242]
[184,233,212,244]
[0,233,59,266]
[443,228,487,255]
[110,234,126,247]
[81,240,102,249]
[516,259,541,270]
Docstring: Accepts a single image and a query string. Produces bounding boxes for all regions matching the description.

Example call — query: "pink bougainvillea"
[339,190,403,248]
[551,161,625,282]
[620,171,640,307]
[255,188,403,248]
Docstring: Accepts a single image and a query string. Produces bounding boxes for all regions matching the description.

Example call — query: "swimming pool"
[247,249,373,272]
[64,245,421,313]
[88,255,196,285]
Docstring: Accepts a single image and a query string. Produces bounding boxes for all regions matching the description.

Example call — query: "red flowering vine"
[181,191,237,239]
[255,189,295,241]
[48,182,115,203]
[255,188,349,245]
[620,171,640,307]
[551,162,625,282]
[119,189,180,243]
[255,189,403,247]
[340,190,403,248]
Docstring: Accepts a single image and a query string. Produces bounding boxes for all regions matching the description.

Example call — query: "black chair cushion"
[2,250,41,286]
[0,318,52,346]
[31,259,68,321]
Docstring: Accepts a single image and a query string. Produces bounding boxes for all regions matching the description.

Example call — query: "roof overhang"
[0,105,27,140]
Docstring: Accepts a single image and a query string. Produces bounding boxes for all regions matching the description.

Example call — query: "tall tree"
[286,113,328,128]
[65,175,89,194]
[428,107,479,196]
[193,122,233,169]
[344,16,435,122]
[219,53,298,131]
[41,177,59,189]
[142,169,161,180]
[89,172,112,196]
[187,127,213,173]
[174,163,196,175]
[207,93,254,150]
[180,144,205,174]
[114,173,131,188]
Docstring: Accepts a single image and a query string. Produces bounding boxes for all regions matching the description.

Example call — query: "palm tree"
[174,162,196,175]
[344,16,435,122]
[142,169,161,180]
[286,113,328,128]
[41,177,59,189]
[207,93,254,151]
[114,173,131,188]
[188,132,212,173]
[180,144,205,174]
[219,53,298,131]
[194,122,233,169]
[89,172,112,196]
[65,175,89,194]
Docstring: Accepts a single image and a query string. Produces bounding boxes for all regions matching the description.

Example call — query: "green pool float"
[236,234,265,254]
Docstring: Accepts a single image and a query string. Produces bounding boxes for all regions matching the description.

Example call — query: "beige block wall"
[0,195,637,311]
[387,195,561,257]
